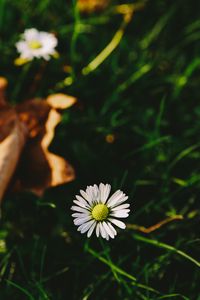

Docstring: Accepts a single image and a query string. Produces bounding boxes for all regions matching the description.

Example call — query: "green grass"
[1,0,200,299]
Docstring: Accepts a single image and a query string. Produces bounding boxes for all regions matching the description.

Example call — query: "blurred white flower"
[16,28,58,61]
[71,183,130,240]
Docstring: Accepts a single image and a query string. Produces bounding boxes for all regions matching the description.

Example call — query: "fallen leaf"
[15,99,75,196]
[43,109,74,188]
[46,93,76,110]
[0,108,27,202]
[0,79,76,201]
[77,0,110,13]
[15,96,76,196]
[0,77,8,107]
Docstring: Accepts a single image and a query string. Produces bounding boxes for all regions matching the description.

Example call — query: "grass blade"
[133,234,200,268]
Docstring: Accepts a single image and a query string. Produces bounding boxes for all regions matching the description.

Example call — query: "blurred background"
[1,0,200,299]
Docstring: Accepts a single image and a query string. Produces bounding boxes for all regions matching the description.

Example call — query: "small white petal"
[92,184,100,201]
[105,232,110,240]
[43,54,50,60]
[112,208,130,214]
[112,208,130,215]
[75,195,88,204]
[78,220,95,234]
[105,184,111,202]
[96,223,100,237]
[99,183,105,199]
[107,190,124,206]
[108,193,128,208]
[109,218,126,229]
[71,206,89,213]
[80,190,92,203]
[111,196,129,208]
[24,28,39,41]
[72,212,89,218]
[74,216,91,226]
[111,203,130,211]
[39,32,57,47]
[107,222,117,236]
[102,221,115,239]
[73,199,90,209]
[99,222,106,238]
[99,183,111,204]
[111,210,130,218]
[86,186,93,202]
[86,185,99,203]
[87,222,96,238]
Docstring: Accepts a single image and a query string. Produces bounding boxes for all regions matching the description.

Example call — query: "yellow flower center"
[92,204,109,221]
[28,40,42,50]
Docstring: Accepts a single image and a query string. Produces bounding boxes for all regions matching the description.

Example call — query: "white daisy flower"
[16,28,58,61]
[71,183,130,240]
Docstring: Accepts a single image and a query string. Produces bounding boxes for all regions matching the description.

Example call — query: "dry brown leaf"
[0,107,17,142]
[77,0,110,13]
[127,215,184,234]
[14,96,76,196]
[0,77,8,107]
[16,98,51,138]
[0,111,27,202]
[0,81,76,201]
[46,93,76,110]
[43,109,74,188]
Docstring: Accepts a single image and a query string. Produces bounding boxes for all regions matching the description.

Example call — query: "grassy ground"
[1,0,200,299]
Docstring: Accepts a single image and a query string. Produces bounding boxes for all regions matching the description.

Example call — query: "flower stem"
[99,238,121,282]
[12,62,32,103]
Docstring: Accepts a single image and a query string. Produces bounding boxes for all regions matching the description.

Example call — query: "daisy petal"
[108,194,128,208]
[78,220,95,234]
[80,190,92,203]
[111,196,129,208]
[99,222,106,238]
[86,186,93,202]
[109,218,126,229]
[107,190,124,206]
[99,183,111,204]
[75,195,89,204]
[87,222,96,238]
[111,203,130,211]
[24,28,38,41]
[71,206,89,213]
[96,223,100,237]
[74,216,91,226]
[105,232,110,240]
[73,199,90,209]
[92,184,100,201]
[72,212,89,218]
[102,221,115,239]
[107,222,117,236]
[111,209,130,218]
